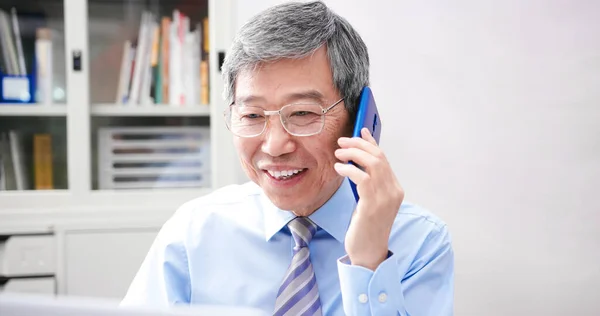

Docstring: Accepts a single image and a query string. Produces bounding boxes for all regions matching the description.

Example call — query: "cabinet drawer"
[1,277,55,294]
[0,235,55,276]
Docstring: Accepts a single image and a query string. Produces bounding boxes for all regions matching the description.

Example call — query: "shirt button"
[378,292,388,303]
[358,293,368,303]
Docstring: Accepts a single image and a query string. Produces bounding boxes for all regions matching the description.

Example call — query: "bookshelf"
[0,104,67,116]
[0,0,238,221]
[91,104,211,117]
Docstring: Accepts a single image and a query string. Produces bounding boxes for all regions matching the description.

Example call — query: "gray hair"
[221,1,369,119]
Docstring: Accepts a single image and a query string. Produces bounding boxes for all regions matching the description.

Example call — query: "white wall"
[234,0,600,315]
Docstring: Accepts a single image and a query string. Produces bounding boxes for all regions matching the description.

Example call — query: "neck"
[292,176,344,217]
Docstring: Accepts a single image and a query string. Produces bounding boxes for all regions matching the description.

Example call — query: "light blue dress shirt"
[121,178,454,315]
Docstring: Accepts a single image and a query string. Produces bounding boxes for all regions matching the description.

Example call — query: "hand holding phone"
[334,87,404,271]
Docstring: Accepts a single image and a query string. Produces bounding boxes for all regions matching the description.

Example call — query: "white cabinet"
[63,228,159,299]
[0,0,236,300]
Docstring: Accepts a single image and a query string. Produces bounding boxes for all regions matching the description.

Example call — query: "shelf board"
[0,104,67,116]
[92,104,211,117]
[0,187,212,213]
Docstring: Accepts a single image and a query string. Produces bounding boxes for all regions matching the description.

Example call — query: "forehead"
[234,46,338,106]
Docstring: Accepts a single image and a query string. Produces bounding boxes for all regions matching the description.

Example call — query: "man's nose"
[261,116,296,157]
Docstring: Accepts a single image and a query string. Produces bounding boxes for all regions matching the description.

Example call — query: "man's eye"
[244,114,262,119]
[292,111,310,116]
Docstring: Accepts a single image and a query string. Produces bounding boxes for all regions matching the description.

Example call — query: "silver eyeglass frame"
[224,98,344,138]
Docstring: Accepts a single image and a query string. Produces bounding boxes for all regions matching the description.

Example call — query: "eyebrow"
[235,89,326,105]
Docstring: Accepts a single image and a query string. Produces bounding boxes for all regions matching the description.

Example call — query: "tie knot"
[288,217,318,248]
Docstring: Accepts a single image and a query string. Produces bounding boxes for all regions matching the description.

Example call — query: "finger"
[361,128,378,146]
[337,135,380,157]
[334,162,369,185]
[335,147,377,169]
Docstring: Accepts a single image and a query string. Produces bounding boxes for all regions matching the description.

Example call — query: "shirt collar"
[262,177,357,243]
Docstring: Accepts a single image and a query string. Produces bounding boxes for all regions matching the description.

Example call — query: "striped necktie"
[273,217,323,316]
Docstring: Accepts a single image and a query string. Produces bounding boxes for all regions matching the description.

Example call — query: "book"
[33,133,53,190]
[9,130,28,190]
[0,9,19,75]
[0,132,16,190]
[128,11,151,105]
[10,8,27,75]
[0,154,5,190]
[35,27,53,104]
[115,40,133,104]
[158,16,171,104]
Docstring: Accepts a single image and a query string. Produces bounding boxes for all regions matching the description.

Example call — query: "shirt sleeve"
[120,208,191,307]
[337,224,454,316]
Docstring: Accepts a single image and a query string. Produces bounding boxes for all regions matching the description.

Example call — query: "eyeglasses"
[224,98,344,138]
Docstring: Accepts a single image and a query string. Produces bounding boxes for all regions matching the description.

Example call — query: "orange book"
[200,60,209,105]
[203,17,209,54]
[33,134,53,190]
[150,25,160,67]
[161,17,170,103]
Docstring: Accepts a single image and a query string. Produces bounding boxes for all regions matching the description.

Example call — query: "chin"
[263,188,307,212]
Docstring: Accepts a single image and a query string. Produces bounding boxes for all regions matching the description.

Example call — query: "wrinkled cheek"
[239,154,259,179]
[240,157,253,172]
[234,139,261,180]
[317,156,337,180]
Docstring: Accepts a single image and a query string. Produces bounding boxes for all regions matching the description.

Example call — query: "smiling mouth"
[264,168,307,180]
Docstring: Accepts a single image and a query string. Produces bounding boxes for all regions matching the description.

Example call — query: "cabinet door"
[63,228,158,299]
[0,0,69,192]
[0,235,55,277]
[87,0,213,192]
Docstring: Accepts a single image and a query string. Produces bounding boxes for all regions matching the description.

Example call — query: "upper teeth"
[268,169,303,178]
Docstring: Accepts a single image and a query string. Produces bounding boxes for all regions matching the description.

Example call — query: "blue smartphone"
[349,86,382,201]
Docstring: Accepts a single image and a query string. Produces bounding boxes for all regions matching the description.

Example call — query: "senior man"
[122,1,454,315]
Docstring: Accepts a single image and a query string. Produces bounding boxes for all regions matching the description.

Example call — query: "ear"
[342,109,355,137]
